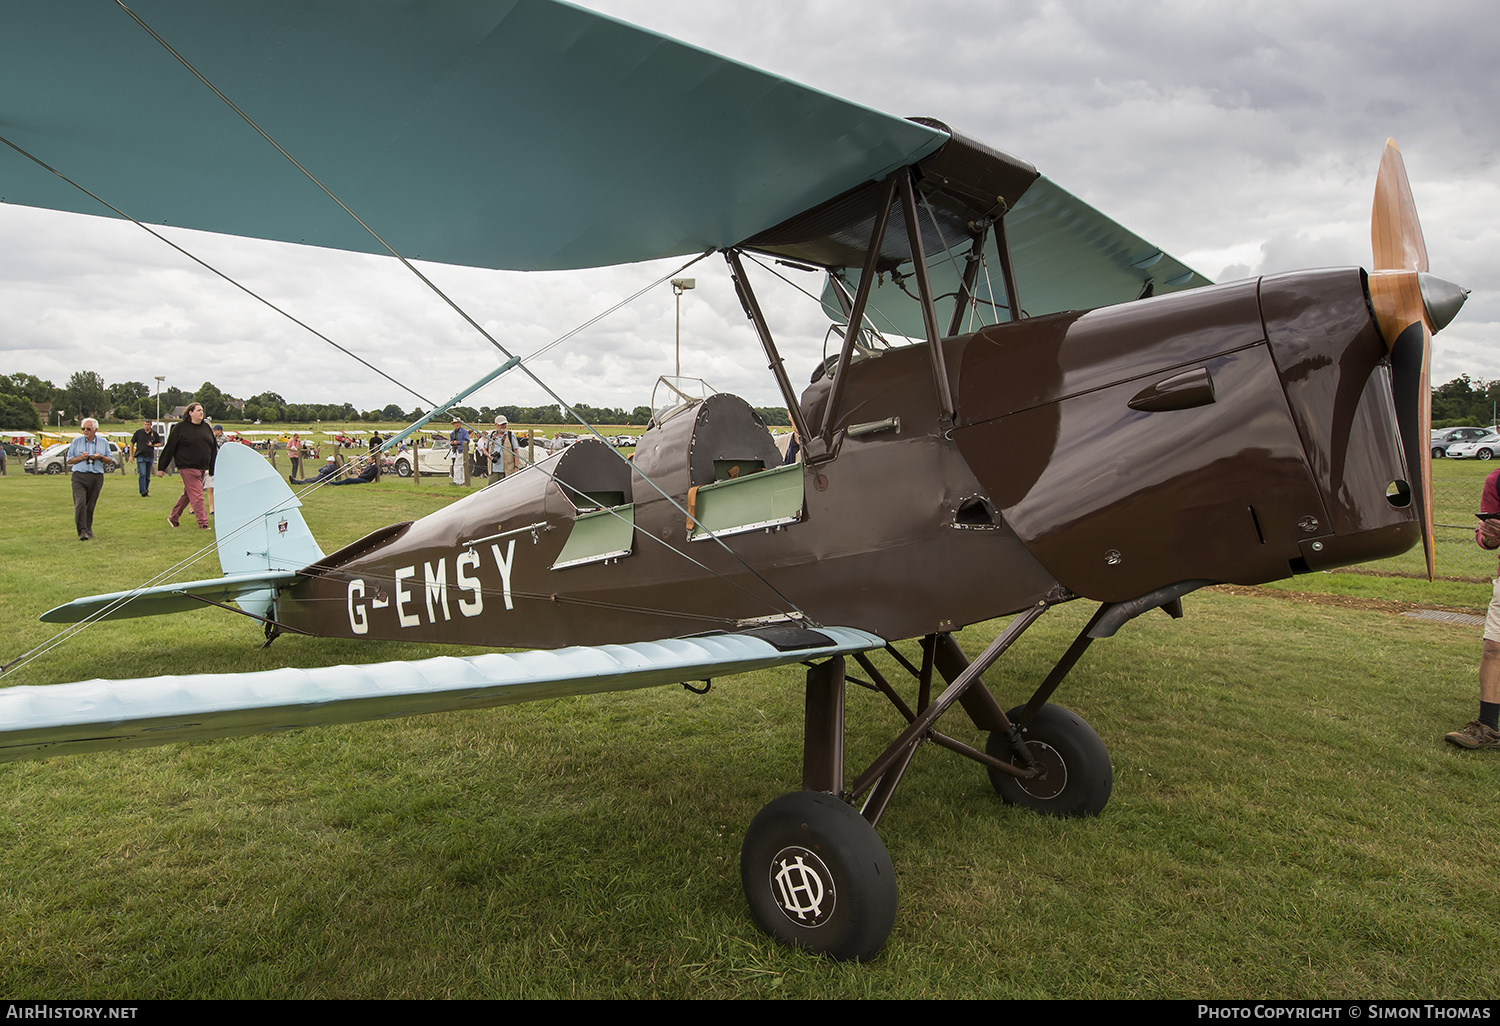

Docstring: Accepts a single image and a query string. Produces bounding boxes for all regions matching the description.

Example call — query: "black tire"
[740,791,898,962]
[1480,449,1494,461]
[395,459,412,477]
[45,463,62,475]
[986,704,1112,818]
[1433,447,1446,459]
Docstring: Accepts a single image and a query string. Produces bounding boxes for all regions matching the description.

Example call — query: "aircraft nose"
[1419,272,1469,332]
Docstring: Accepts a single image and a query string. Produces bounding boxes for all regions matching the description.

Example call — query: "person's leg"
[82,473,102,536]
[1448,579,1500,748]
[137,457,152,496]
[181,469,208,527]
[72,474,89,539]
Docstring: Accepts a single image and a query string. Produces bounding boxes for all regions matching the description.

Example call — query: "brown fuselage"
[277,267,1416,647]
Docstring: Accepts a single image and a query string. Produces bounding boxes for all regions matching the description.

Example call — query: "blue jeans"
[137,457,153,495]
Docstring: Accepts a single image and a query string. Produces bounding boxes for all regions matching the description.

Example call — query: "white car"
[1445,433,1500,460]
[391,443,463,477]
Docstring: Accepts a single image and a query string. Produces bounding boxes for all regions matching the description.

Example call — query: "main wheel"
[45,463,62,474]
[1432,446,1446,459]
[1480,448,1494,460]
[986,704,1112,817]
[740,791,898,962]
[395,458,412,477]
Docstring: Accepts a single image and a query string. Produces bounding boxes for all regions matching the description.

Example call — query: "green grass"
[1,471,1497,998]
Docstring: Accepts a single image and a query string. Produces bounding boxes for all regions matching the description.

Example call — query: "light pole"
[671,278,695,378]
[155,376,164,421]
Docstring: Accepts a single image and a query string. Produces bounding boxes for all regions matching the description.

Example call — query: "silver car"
[27,440,124,474]
[1446,433,1500,460]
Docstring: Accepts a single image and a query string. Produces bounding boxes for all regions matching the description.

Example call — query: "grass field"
[1,469,1497,998]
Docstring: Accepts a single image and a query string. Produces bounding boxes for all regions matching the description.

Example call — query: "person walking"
[157,403,217,529]
[65,418,115,540]
[130,418,157,496]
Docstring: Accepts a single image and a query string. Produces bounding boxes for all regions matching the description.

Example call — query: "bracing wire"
[111,0,809,621]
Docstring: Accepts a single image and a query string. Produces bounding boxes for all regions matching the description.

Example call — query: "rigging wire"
[1,3,814,684]
[0,133,439,412]
[111,0,808,621]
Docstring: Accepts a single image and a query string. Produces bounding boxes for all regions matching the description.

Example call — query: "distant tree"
[631,406,652,424]
[0,373,59,404]
[112,399,138,421]
[160,386,193,415]
[64,371,108,422]
[194,381,232,419]
[754,407,791,426]
[381,403,405,420]
[0,393,42,430]
[108,381,149,406]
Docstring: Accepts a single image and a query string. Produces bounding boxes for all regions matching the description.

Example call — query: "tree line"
[0,372,791,431]
[1433,375,1500,429]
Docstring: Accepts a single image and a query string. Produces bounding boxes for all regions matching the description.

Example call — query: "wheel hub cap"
[769,846,836,927]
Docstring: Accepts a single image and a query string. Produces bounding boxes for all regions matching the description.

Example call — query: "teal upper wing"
[2,1,1204,313]
[815,176,1213,338]
[0,0,946,270]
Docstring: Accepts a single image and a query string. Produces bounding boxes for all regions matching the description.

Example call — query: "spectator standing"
[492,416,520,482]
[66,418,115,540]
[449,418,469,486]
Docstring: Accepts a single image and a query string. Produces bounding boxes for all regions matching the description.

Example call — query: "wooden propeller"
[1368,139,1465,581]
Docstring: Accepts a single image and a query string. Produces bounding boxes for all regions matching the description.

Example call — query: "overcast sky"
[1,0,1495,417]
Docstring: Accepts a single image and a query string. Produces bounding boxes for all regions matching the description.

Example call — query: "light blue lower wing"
[0,627,883,762]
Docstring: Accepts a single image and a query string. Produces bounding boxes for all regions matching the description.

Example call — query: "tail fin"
[214,443,324,616]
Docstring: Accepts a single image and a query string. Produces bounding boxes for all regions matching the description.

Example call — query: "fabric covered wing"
[0,0,946,271]
[0,626,883,762]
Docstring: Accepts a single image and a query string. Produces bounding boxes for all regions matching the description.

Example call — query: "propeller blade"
[1389,321,1436,580]
[1372,139,1429,273]
[1371,140,1436,579]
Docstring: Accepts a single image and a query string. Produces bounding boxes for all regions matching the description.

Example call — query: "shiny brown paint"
[277,269,1417,646]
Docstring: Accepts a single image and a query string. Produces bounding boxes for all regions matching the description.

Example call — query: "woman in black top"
[157,403,218,529]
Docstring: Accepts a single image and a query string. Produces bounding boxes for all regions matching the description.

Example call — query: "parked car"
[1445,433,1500,460]
[392,443,461,477]
[26,440,126,474]
[1432,426,1494,458]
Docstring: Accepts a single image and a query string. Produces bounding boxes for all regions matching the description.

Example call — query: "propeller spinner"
[1367,139,1469,580]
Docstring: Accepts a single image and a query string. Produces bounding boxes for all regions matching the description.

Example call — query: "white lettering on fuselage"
[424,558,451,623]
[395,566,420,627]
[490,539,516,611]
[347,578,368,634]
[457,548,483,617]
[343,538,517,634]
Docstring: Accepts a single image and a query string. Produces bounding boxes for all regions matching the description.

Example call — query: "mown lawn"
[0,470,1496,998]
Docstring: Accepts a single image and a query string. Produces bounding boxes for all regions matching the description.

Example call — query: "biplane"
[0,1,1468,960]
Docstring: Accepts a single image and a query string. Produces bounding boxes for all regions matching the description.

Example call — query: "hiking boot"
[1444,720,1500,749]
